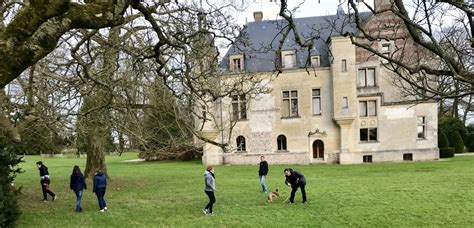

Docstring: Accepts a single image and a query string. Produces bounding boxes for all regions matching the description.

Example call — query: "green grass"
[14,153,474,227]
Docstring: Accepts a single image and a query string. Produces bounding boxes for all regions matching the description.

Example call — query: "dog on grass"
[267,189,280,203]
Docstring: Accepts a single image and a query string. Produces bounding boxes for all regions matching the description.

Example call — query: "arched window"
[236,136,246,152]
[277,135,287,151]
[312,140,324,159]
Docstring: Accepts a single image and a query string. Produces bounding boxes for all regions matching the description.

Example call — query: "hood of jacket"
[72,172,83,177]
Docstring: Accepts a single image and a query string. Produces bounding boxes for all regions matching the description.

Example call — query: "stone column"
[335,117,355,164]
[201,130,223,166]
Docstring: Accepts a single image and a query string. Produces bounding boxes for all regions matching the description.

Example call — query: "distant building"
[197,0,439,165]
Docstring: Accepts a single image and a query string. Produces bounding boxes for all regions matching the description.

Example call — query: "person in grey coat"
[202,165,215,215]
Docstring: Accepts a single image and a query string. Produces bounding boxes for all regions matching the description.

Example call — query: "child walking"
[70,165,87,212]
[202,165,216,215]
[36,161,57,202]
[93,170,107,212]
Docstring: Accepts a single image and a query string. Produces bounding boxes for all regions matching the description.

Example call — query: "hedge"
[465,133,474,152]
[451,131,465,153]
[439,148,455,158]
[438,129,449,148]
[0,143,23,227]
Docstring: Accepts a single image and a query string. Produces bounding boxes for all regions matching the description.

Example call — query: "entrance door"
[312,140,324,159]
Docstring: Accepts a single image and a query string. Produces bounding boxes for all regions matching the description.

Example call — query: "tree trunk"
[118,131,125,155]
[462,95,472,125]
[26,65,35,111]
[84,122,109,178]
[452,98,459,118]
[83,26,120,178]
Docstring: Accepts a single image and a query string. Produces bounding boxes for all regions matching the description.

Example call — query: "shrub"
[439,148,455,158]
[451,131,465,153]
[138,145,202,161]
[439,117,467,147]
[466,133,474,152]
[0,138,23,227]
[438,129,449,148]
[467,124,474,134]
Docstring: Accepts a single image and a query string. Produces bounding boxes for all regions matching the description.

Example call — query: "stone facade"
[197,0,439,166]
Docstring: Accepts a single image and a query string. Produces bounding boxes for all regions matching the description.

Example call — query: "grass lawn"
[14,153,474,227]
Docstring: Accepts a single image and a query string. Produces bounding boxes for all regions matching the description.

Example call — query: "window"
[282,90,298,117]
[363,155,373,163]
[403,153,413,161]
[236,136,246,152]
[358,68,376,87]
[277,135,287,151]
[232,95,247,121]
[360,128,377,142]
[232,59,241,72]
[282,50,296,69]
[341,59,347,72]
[229,55,244,72]
[359,100,377,117]
[368,100,376,116]
[343,97,348,109]
[417,116,426,139]
[311,56,320,67]
[312,89,321,115]
[381,43,391,63]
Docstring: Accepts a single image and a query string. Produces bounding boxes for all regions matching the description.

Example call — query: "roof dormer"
[229,54,244,73]
[281,50,296,69]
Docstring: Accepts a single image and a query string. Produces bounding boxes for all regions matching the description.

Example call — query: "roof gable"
[221,12,372,73]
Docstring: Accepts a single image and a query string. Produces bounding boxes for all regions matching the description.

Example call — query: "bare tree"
[343,0,473,98]
[0,0,131,142]
[272,0,472,121]
[1,1,270,174]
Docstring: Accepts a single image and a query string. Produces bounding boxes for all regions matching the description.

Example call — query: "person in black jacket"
[93,170,107,212]
[258,156,269,193]
[70,165,87,212]
[284,168,307,204]
[36,161,56,202]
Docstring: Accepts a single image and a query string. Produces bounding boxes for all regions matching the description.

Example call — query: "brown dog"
[267,189,280,203]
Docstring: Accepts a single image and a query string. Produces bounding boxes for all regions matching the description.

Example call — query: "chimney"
[253,11,263,22]
[374,0,392,12]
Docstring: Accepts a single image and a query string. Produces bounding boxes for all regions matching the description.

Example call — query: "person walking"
[93,170,107,212]
[202,165,215,215]
[284,168,307,204]
[36,161,57,202]
[70,165,87,212]
[258,156,269,193]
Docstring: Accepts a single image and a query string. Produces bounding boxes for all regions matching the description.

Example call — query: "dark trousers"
[95,189,107,210]
[41,182,55,200]
[204,191,216,214]
[290,183,307,203]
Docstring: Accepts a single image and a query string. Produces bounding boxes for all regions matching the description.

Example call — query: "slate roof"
[220,12,372,73]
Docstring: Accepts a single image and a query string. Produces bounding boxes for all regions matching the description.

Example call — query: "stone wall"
[223,152,310,165]
[340,148,439,164]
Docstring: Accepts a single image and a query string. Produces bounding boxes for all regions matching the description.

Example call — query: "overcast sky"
[235,0,374,24]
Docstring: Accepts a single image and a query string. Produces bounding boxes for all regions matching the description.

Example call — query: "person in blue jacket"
[93,170,107,212]
[70,165,87,212]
